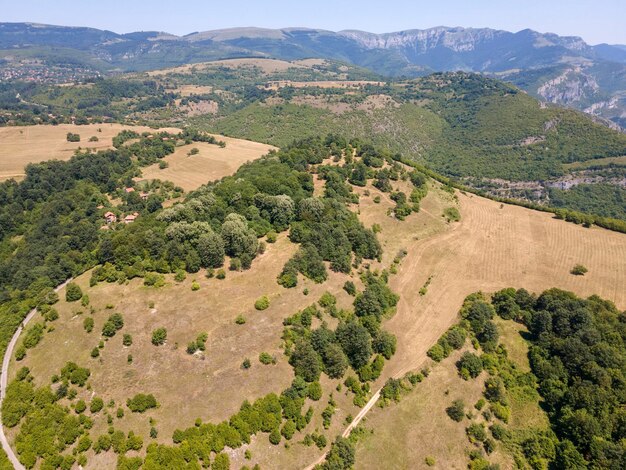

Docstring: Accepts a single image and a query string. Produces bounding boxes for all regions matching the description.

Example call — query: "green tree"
[446,400,465,422]
[65,283,83,302]
[336,322,372,370]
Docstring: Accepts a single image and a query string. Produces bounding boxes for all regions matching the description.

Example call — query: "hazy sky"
[3,0,625,45]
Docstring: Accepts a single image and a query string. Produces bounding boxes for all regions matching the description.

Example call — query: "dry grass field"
[8,234,360,465]
[147,58,309,77]
[139,137,275,191]
[0,123,179,181]
[383,190,626,385]
[265,80,384,91]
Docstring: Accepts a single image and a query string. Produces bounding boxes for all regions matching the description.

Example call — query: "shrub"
[216,269,226,280]
[102,313,124,337]
[242,358,251,369]
[425,456,436,466]
[254,296,270,311]
[90,397,104,413]
[446,399,465,422]
[467,423,487,443]
[491,403,510,423]
[65,283,83,302]
[343,281,357,296]
[144,273,165,287]
[571,264,588,276]
[66,132,80,142]
[151,328,167,346]
[174,270,186,282]
[75,400,87,414]
[490,424,509,441]
[308,381,323,401]
[123,334,132,346]
[443,207,461,222]
[427,343,445,362]
[269,428,281,445]
[191,281,200,291]
[259,352,274,365]
[126,393,158,413]
[213,453,230,470]
[457,352,483,379]
[91,347,100,358]
[235,315,246,325]
[266,231,277,243]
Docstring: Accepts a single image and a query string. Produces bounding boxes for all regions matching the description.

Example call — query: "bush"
[446,399,465,422]
[443,207,461,222]
[235,315,246,325]
[65,283,83,302]
[571,264,588,275]
[491,403,510,423]
[259,352,274,365]
[308,381,323,401]
[126,393,158,413]
[123,334,132,346]
[343,281,356,296]
[242,358,251,369]
[75,400,87,414]
[216,269,226,280]
[102,313,124,338]
[425,456,436,466]
[490,424,509,441]
[457,352,483,379]
[467,423,487,443]
[266,231,277,243]
[254,296,270,311]
[90,397,104,413]
[427,343,445,362]
[269,428,281,445]
[144,273,165,287]
[151,328,167,346]
[191,281,200,291]
[66,133,80,142]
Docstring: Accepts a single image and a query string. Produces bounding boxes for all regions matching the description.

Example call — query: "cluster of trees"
[439,288,626,468]
[1,365,95,468]
[126,393,158,413]
[494,288,626,467]
[283,274,398,391]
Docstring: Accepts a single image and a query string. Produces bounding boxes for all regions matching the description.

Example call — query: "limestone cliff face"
[537,68,600,105]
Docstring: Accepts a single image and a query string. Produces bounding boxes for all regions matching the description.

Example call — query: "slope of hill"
[2,22,625,126]
[1,130,624,470]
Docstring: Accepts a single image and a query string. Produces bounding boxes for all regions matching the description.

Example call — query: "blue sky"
[3,0,625,44]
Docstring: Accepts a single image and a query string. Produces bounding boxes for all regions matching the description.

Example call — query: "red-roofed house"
[104,211,117,224]
[124,212,139,224]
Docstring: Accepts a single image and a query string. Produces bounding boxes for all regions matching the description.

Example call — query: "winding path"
[0,279,72,470]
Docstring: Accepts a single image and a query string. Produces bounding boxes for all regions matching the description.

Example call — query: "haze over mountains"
[1,22,625,127]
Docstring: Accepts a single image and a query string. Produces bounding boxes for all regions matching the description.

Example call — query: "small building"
[104,211,117,224]
[140,192,149,201]
[124,187,135,193]
[124,212,139,224]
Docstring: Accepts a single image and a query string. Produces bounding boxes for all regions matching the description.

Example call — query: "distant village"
[0,62,100,84]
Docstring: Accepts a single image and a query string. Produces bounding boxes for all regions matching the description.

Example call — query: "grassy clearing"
[0,123,178,181]
[563,154,626,170]
[139,136,275,191]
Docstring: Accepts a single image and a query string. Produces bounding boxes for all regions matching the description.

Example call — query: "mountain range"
[1,22,625,127]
